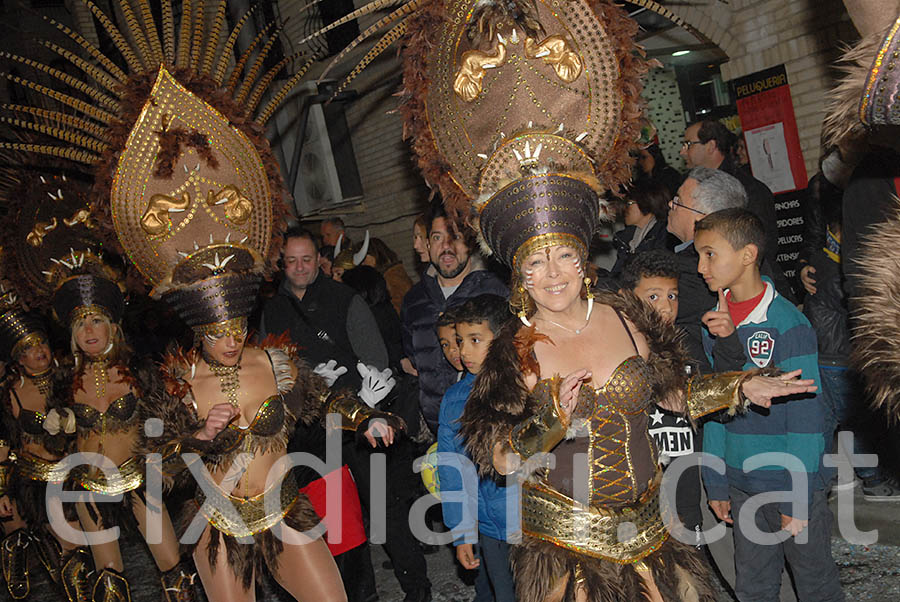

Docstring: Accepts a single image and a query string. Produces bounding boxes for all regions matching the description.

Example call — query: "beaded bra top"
[71,392,139,435]
[8,388,48,437]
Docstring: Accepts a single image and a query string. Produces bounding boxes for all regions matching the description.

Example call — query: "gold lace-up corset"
[539,355,657,509]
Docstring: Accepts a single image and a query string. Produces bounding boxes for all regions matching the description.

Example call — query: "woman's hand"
[363,418,396,448]
[0,495,12,518]
[196,403,240,441]
[741,370,817,409]
[799,265,817,295]
[558,369,591,421]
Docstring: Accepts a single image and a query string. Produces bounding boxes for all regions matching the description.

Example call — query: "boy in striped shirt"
[696,208,843,601]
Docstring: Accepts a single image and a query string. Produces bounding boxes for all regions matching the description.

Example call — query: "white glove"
[43,408,76,435]
[357,363,396,408]
[314,360,348,388]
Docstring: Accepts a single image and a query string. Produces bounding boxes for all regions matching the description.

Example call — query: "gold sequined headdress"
[0,283,47,362]
[394,0,654,268]
[0,1,320,330]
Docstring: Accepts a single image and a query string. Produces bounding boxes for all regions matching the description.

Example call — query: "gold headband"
[11,332,48,360]
[195,317,248,339]
[69,305,112,327]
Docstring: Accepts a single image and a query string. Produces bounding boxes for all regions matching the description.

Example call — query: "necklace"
[88,358,109,400]
[536,298,594,335]
[202,350,241,408]
[25,367,53,397]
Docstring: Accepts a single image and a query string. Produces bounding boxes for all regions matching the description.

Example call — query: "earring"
[517,286,532,327]
[584,276,594,300]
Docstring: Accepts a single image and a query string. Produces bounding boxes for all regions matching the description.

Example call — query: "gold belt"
[196,472,299,538]
[521,478,668,563]
[16,452,69,483]
[71,456,144,495]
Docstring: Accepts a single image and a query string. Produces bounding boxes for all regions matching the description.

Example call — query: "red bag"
[299,464,367,556]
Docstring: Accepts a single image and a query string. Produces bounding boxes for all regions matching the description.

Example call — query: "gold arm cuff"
[509,380,568,460]
[0,463,11,496]
[72,456,144,495]
[685,371,751,420]
[520,475,668,563]
[325,392,375,431]
[16,452,68,483]
[196,472,300,538]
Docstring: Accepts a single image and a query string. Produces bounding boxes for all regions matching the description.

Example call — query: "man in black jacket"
[667,167,750,373]
[401,206,507,434]
[681,120,794,300]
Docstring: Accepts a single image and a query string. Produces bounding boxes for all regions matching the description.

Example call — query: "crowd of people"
[0,0,899,601]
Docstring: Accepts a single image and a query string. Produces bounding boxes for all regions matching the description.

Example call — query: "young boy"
[437,294,517,602]
[621,250,704,542]
[436,310,464,374]
[695,208,843,601]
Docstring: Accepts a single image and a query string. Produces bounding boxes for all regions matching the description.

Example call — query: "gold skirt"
[521,476,669,564]
[195,472,299,539]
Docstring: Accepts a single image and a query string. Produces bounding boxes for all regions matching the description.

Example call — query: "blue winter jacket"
[437,373,520,545]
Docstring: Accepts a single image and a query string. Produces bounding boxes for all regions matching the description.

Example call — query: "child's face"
[437,324,463,371]
[695,229,752,293]
[633,276,679,323]
[455,320,495,375]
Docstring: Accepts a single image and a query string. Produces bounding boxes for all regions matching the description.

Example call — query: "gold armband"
[0,463,13,497]
[509,380,569,460]
[325,392,376,430]
[685,371,753,420]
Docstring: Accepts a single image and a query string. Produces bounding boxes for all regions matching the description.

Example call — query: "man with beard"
[400,204,507,434]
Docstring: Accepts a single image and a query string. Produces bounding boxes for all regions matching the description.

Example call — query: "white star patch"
[650,409,664,426]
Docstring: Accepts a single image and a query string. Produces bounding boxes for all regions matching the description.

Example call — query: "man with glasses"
[680,120,789,297]
[667,167,749,371]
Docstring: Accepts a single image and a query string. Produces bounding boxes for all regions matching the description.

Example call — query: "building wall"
[642,66,688,171]
[669,0,859,175]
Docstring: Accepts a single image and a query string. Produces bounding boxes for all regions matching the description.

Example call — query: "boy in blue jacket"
[437,294,517,602]
[695,208,843,601]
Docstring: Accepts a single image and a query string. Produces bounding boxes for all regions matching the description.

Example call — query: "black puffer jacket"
[400,263,507,433]
[802,245,848,365]
[610,218,676,278]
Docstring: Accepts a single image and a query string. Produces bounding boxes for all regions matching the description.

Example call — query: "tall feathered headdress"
[0,0,320,332]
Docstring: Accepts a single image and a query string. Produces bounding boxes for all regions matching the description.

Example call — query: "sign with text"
[732,65,808,194]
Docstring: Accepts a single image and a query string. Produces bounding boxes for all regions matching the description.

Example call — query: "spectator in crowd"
[261,226,387,389]
[666,167,749,372]
[359,237,414,315]
[610,180,676,278]
[437,295,518,602]
[400,204,507,434]
[680,119,793,299]
[696,208,842,602]
[321,216,349,247]
[800,173,900,500]
[435,310,463,376]
[413,213,430,264]
[635,142,683,197]
[319,244,335,277]
[620,249,705,547]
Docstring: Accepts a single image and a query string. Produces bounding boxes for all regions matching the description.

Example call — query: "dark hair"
[808,172,843,230]
[694,208,765,265]
[644,144,670,175]
[366,237,401,272]
[693,120,737,156]
[341,266,390,306]
[625,180,670,221]
[426,199,476,250]
[620,249,679,291]
[435,308,458,331]
[452,294,511,336]
[321,217,345,229]
[283,225,319,255]
[319,245,335,261]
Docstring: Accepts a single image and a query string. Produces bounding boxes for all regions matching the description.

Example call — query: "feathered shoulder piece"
[851,196,900,420]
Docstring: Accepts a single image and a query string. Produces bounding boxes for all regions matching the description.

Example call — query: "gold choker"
[26,367,52,397]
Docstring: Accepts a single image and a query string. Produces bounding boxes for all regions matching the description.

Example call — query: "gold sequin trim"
[196,471,299,538]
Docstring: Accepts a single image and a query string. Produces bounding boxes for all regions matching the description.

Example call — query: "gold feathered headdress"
[0,0,319,329]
